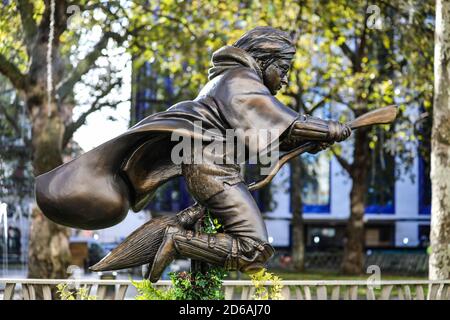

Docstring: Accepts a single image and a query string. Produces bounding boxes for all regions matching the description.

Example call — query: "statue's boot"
[148,225,274,283]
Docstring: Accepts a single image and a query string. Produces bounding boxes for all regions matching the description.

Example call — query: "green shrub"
[133,210,228,300]
[250,269,284,300]
[132,279,175,300]
[170,268,226,300]
[56,283,97,300]
[200,209,223,234]
[132,267,226,300]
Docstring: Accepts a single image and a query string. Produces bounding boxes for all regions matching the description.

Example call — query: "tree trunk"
[28,106,71,299]
[23,9,72,286]
[341,127,370,275]
[28,110,71,277]
[290,157,305,272]
[429,0,450,280]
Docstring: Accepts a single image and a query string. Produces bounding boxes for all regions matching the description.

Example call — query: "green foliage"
[169,269,226,300]
[56,284,97,300]
[132,209,226,300]
[250,269,284,300]
[132,268,226,300]
[201,209,222,234]
[128,0,434,180]
[132,279,175,300]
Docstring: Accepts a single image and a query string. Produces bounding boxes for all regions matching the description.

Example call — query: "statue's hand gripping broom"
[90,106,397,272]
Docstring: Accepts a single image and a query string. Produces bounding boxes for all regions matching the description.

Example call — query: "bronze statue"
[35,27,397,282]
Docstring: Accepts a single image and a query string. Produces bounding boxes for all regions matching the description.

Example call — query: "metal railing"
[1,278,449,300]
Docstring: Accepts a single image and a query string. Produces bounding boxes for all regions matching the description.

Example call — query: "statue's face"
[263,58,292,95]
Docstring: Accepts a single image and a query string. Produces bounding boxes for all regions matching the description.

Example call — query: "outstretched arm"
[279,114,351,153]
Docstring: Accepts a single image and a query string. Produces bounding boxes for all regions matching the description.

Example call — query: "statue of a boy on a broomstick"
[35,27,397,282]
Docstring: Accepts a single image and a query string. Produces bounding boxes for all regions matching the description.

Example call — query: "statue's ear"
[256,58,270,72]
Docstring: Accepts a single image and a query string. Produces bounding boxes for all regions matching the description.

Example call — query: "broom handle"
[178,106,397,225]
[248,105,397,191]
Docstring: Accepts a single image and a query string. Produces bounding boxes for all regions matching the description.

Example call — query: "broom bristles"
[90,215,177,272]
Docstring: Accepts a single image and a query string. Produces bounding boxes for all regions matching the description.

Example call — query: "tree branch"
[0,53,26,91]
[324,19,358,69]
[308,94,332,115]
[0,102,21,136]
[62,79,124,148]
[155,14,199,40]
[356,7,369,63]
[17,0,38,52]
[38,0,69,41]
[331,147,353,175]
[57,31,125,100]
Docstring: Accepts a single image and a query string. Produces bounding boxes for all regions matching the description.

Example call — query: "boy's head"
[233,26,296,95]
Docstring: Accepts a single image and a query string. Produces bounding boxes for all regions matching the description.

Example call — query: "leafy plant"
[169,268,226,300]
[132,267,226,300]
[250,269,284,300]
[132,279,175,300]
[200,209,222,234]
[132,210,227,300]
[56,284,96,300]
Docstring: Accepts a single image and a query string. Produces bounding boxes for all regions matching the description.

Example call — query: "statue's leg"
[174,181,274,269]
[148,171,274,282]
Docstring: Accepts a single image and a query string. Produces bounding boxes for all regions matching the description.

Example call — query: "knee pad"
[229,238,274,273]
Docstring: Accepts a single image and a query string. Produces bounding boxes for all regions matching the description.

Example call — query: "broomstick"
[90,105,397,272]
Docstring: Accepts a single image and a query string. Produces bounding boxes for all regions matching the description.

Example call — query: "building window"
[245,164,274,212]
[301,153,331,213]
[418,154,431,215]
[306,225,343,248]
[304,224,395,249]
[417,106,431,215]
[365,225,395,247]
[418,225,430,248]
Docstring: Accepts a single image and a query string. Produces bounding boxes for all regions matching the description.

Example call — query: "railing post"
[415,285,425,300]
[22,284,30,300]
[96,285,107,300]
[403,285,412,300]
[349,285,358,300]
[316,286,327,300]
[380,285,393,300]
[366,286,376,300]
[397,286,404,300]
[240,286,249,300]
[224,286,234,300]
[115,284,129,300]
[427,283,439,300]
[331,286,340,300]
[3,283,16,300]
[42,285,52,300]
[303,286,312,300]
[436,283,448,300]
[281,286,291,300]
[295,286,304,300]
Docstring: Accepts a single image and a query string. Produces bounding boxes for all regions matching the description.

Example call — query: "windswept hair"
[233,26,296,68]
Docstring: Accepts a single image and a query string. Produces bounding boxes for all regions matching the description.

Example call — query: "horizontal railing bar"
[0,279,449,286]
[0,279,170,286]
[221,280,450,286]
